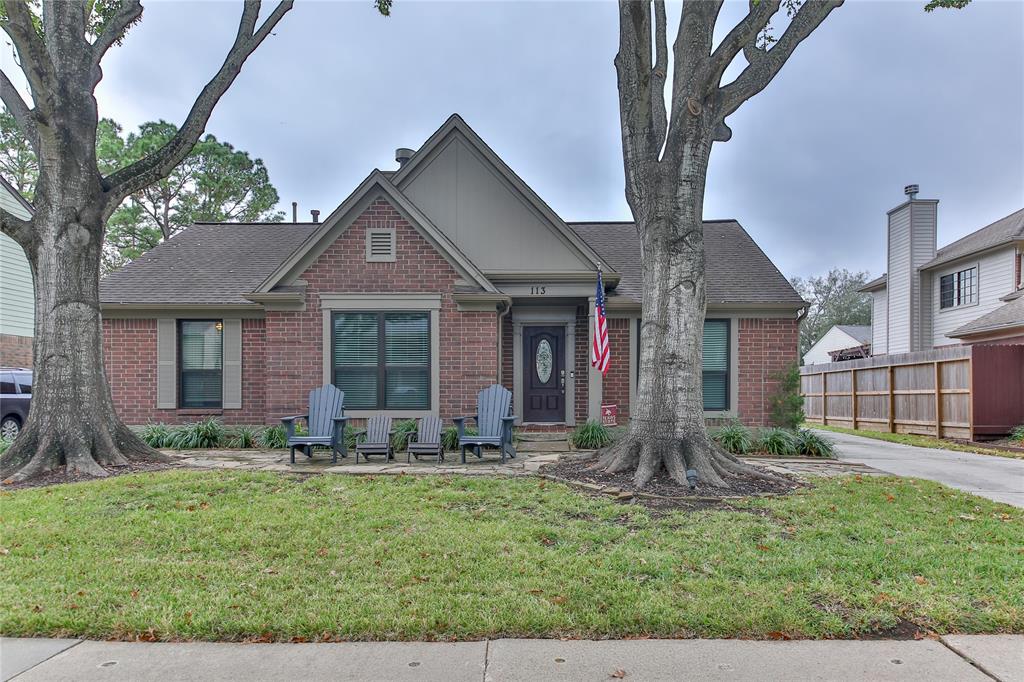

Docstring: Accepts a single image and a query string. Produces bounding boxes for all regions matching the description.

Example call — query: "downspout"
[496,301,511,385]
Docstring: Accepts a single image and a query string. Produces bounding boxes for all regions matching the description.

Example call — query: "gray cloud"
[6,0,1022,280]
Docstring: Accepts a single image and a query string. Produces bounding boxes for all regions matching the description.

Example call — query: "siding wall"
[932,246,1017,346]
[910,202,938,350]
[0,185,33,338]
[803,327,860,365]
[871,289,888,355]
[886,206,912,353]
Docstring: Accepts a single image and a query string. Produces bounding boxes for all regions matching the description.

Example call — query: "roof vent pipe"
[904,184,919,200]
[292,201,298,223]
[395,148,415,167]
[311,209,320,224]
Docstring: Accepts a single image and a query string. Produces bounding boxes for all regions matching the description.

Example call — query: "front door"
[523,326,564,422]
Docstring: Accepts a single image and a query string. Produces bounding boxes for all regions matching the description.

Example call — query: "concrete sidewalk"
[818,428,1024,508]
[2,635,1021,681]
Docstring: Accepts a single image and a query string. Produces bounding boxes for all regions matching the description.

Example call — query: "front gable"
[394,115,603,275]
[254,172,497,297]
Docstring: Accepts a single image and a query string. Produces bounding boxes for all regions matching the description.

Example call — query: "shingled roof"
[100,218,803,308]
[922,208,1024,270]
[100,223,318,305]
[950,295,1024,338]
[569,220,805,306]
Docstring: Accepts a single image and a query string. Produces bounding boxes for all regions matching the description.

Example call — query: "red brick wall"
[574,306,590,423]
[103,318,267,425]
[601,317,632,420]
[0,334,32,368]
[264,197,498,422]
[500,310,514,392]
[737,317,800,426]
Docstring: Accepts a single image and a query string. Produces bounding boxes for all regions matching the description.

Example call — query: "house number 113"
[530,286,547,295]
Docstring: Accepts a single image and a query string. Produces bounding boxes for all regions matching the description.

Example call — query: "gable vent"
[366,228,396,262]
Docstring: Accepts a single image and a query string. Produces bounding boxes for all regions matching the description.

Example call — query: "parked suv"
[0,368,31,440]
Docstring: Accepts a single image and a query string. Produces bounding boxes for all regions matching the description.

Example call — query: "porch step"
[517,439,570,453]
[517,432,571,442]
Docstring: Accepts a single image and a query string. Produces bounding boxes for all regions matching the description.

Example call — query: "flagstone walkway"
[164,449,880,479]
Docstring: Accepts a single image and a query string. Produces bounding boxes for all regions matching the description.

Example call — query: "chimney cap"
[311,209,320,224]
[395,148,415,167]
[904,184,920,199]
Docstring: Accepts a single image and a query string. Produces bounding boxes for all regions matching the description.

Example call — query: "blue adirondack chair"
[281,385,348,464]
[407,415,444,463]
[454,384,517,464]
[354,415,393,463]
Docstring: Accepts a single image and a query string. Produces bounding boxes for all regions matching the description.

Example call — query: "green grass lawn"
[1,471,1021,642]
[810,423,1024,460]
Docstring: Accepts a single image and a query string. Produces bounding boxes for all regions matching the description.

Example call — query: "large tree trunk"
[597,127,772,490]
[1,207,162,481]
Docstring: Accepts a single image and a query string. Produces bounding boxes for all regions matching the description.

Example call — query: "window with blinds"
[702,319,730,410]
[365,228,396,262]
[179,320,223,408]
[332,311,429,409]
[634,318,731,411]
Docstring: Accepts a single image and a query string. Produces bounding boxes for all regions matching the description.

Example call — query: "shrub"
[756,427,798,456]
[391,419,418,451]
[140,423,175,448]
[229,425,261,449]
[0,437,10,455]
[1010,425,1024,443]
[569,420,613,449]
[441,425,476,452]
[168,417,227,449]
[794,429,835,457]
[768,363,805,430]
[713,421,753,454]
[259,425,288,449]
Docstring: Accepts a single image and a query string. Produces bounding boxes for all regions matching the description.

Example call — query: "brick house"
[99,115,805,429]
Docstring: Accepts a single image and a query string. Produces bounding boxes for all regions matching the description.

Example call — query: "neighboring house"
[861,187,1024,353]
[803,324,871,365]
[99,114,805,429]
[0,175,34,368]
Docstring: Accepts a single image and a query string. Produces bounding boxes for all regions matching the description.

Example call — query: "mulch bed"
[1,459,179,491]
[541,454,803,511]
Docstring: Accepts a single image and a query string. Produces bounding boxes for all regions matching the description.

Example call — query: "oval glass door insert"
[536,339,553,383]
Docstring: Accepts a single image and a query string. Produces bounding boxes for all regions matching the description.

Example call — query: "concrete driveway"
[817,428,1024,508]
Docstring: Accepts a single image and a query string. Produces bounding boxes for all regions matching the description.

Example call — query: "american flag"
[591,271,610,376]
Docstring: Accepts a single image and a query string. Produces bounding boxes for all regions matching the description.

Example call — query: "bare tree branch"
[650,0,668,153]
[706,0,781,91]
[0,66,39,150]
[718,0,843,119]
[663,0,721,160]
[1,0,57,116]
[102,0,293,205]
[0,204,33,247]
[91,0,144,64]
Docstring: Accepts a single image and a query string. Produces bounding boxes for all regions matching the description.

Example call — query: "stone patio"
[165,448,882,479]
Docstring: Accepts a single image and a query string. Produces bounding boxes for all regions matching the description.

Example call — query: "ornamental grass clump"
[713,421,753,454]
[756,427,799,457]
[169,417,227,449]
[229,425,261,449]
[569,420,614,450]
[794,429,835,457]
[140,423,175,448]
[1010,425,1024,443]
[441,425,476,452]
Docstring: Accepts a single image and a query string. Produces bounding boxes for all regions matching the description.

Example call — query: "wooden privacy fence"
[800,344,1024,440]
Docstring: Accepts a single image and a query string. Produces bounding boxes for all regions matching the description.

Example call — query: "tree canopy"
[791,268,872,358]
[0,110,284,270]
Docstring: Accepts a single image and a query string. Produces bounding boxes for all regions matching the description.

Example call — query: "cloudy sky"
[4,0,1022,280]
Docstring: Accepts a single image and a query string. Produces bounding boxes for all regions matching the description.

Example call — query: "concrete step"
[516,432,571,442]
[517,439,570,453]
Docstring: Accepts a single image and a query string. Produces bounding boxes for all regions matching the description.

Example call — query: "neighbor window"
[636,318,730,411]
[939,266,977,309]
[179,320,223,408]
[702,319,730,411]
[331,311,430,410]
